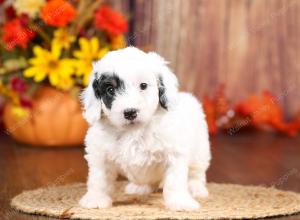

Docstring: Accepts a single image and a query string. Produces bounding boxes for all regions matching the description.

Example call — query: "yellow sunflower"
[24,44,75,90]
[13,0,45,19]
[12,106,29,118]
[73,37,109,86]
[53,28,76,50]
[0,80,19,104]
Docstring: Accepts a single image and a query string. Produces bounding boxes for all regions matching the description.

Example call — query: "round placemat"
[11,182,300,219]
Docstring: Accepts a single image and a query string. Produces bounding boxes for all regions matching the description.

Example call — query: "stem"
[70,0,102,36]
[29,23,51,43]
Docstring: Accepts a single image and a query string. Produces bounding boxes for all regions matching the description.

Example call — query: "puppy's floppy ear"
[147,52,178,109]
[80,71,102,125]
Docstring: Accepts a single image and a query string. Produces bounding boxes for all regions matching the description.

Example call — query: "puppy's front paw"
[125,182,153,195]
[79,192,112,209]
[164,193,200,211]
[189,180,209,198]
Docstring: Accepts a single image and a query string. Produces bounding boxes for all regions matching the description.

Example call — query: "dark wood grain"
[131,0,300,117]
[0,132,300,219]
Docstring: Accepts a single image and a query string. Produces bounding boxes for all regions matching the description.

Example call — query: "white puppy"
[79,47,211,211]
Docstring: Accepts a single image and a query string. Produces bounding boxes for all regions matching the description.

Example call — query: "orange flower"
[2,18,35,50]
[41,0,76,27]
[203,96,217,135]
[235,91,297,136]
[95,6,128,36]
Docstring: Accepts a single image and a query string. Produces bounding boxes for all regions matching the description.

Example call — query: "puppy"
[79,47,211,211]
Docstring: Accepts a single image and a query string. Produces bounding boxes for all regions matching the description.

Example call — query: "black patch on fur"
[92,73,125,109]
[158,75,168,110]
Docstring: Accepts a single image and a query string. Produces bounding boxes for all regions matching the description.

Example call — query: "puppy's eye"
[140,83,148,90]
[106,86,114,96]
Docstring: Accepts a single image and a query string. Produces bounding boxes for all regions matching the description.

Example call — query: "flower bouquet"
[0,0,128,146]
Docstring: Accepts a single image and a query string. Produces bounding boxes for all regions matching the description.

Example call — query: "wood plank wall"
[108,0,300,117]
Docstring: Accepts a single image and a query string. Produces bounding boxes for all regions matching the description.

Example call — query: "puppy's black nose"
[124,108,138,121]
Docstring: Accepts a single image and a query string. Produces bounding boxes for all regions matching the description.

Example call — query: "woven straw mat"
[11,181,300,219]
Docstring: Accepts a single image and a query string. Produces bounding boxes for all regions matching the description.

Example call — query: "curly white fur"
[79,47,211,211]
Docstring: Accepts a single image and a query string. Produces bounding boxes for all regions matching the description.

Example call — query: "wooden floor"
[0,132,300,220]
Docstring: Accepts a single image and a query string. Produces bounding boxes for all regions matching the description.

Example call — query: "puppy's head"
[81,47,178,128]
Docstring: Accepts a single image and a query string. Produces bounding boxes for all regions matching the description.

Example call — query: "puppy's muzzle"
[124,108,138,121]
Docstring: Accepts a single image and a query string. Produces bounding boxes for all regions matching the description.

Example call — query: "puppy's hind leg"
[188,164,209,199]
[125,182,153,195]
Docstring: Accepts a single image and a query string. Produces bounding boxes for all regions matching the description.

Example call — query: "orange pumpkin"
[3,86,88,147]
